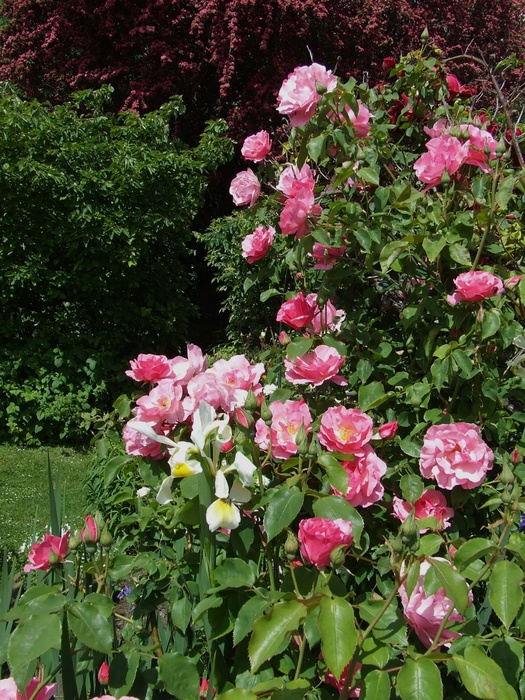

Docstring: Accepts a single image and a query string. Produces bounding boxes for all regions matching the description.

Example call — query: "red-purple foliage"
[0,0,523,140]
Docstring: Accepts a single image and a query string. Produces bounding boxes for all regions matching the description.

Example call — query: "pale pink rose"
[24,532,70,572]
[134,380,185,424]
[460,124,498,171]
[184,371,234,413]
[242,225,275,264]
[254,398,312,459]
[0,677,57,700]
[97,662,110,685]
[332,445,386,508]
[123,419,165,459]
[277,163,315,197]
[279,188,322,237]
[169,344,207,387]
[310,242,347,270]
[229,169,261,207]
[346,101,371,138]
[209,355,264,410]
[413,134,469,187]
[81,515,99,544]
[423,118,449,138]
[419,422,494,489]
[298,517,353,567]
[276,292,316,330]
[319,406,374,453]
[306,294,346,335]
[125,353,174,383]
[284,345,347,386]
[446,270,504,305]
[378,420,398,439]
[241,130,272,162]
[393,489,454,532]
[277,63,337,127]
[399,559,469,648]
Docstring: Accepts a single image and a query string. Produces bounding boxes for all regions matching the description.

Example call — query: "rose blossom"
[460,124,497,171]
[276,292,316,329]
[413,134,469,187]
[378,420,398,439]
[419,422,494,489]
[242,225,275,264]
[241,130,272,162]
[123,419,165,460]
[81,514,99,544]
[229,169,261,207]
[277,63,337,127]
[393,489,454,531]
[0,678,57,700]
[319,406,373,453]
[330,445,387,508]
[134,379,185,424]
[298,517,353,567]
[284,345,347,386]
[125,353,174,383]
[24,531,70,572]
[279,188,321,237]
[399,559,470,648]
[446,270,504,305]
[346,101,371,138]
[277,163,315,197]
[98,662,110,685]
[254,398,312,459]
[310,242,347,270]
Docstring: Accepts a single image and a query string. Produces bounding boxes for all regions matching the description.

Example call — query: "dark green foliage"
[0,85,233,443]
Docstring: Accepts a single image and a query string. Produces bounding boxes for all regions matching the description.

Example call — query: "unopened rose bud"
[81,515,99,545]
[421,26,429,43]
[98,662,110,685]
[400,511,419,551]
[284,530,299,558]
[495,138,507,157]
[260,400,273,424]
[68,532,82,551]
[234,407,254,430]
[315,80,328,95]
[100,527,113,549]
[329,545,347,567]
[440,170,451,186]
[296,424,309,456]
[279,330,291,345]
[500,461,515,486]
[244,389,259,413]
[382,56,396,72]
[512,449,521,464]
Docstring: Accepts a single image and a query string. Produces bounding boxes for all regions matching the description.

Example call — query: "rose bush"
[3,42,525,700]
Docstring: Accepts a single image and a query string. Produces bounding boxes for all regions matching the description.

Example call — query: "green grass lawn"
[0,444,92,554]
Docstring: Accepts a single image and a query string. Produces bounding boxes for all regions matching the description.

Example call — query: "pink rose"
[229,169,261,207]
[319,406,373,453]
[332,445,387,508]
[310,242,347,270]
[399,559,470,648]
[123,419,165,459]
[460,124,497,171]
[393,489,454,532]
[346,101,371,138]
[241,225,275,263]
[378,420,398,439]
[24,532,69,572]
[279,188,321,238]
[413,134,469,187]
[306,294,346,335]
[168,344,207,387]
[81,515,99,544]
[276,292,316,330]
[134,380,185,424]
[505,275,522,290]
[241,130,272,162]
[254,398,312,459]
[277,163,315,197]
[298,517,353,567]
[0,678,57,700]
[97,662,110,685]
[284,345,346,386]
[419,422,494,489]
[125,353,174,383]
[446,270,504,305]
[277,63,337,127]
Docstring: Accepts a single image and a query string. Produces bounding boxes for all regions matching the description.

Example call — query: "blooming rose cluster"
[419,422,494,489]
[123,345,264,459]
[447,270,504,305]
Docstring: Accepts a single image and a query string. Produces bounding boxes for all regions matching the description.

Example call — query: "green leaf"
[414,534,443,557]
[380,240,410,273]
[249,601,307,673]
[399,474,424,504]
[108,553,135,580]
[233,596,270,645]
[360,636,391,668]
[263,486,304,542]
[158,653,200,700]
[104,455,131,487]
[318,596,358,682]
[171,596,193,633]
[215,691,257,700]
[109,651,140,696]
[357,166,380,186]
[286,337,313,361]
[213,558,256,589]
[481,309,501,339]
[449,243,472,266]
[358,381,388,411]
[397,657,443,700]
[7,613,61,675]
[318,454,349,493]
[307,134,325,163]
[260,288,281,302]
[422,236,447,262]
[67,601,113,653]
[496,175,516,210]
[3,593,66,621]
[362,669,391,699]
[454,538,497,571]
[313,496,364,547]
[427,558,469,615]
[488,560,524,628]
[322,334,348,356]
[453,645,518,700]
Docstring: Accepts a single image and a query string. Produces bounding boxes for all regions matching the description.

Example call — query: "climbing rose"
[298,517,353,567]
[284,345,347,386]
[241,130,272,162]
[333,445,387,508]
[413,134,469,187]
[419,423,494,489]
[242,225,275,263]
[24,532,69,572]
[277,163,315,197]
[279,187,321,237]
[229,169,260,207]
[276,292,316,329]
[393,489,454,531]
[319,406,373,453]
[346,101,371,138]
[277,63,337,127]
[447,270,504,305]
[310,242,347,270]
